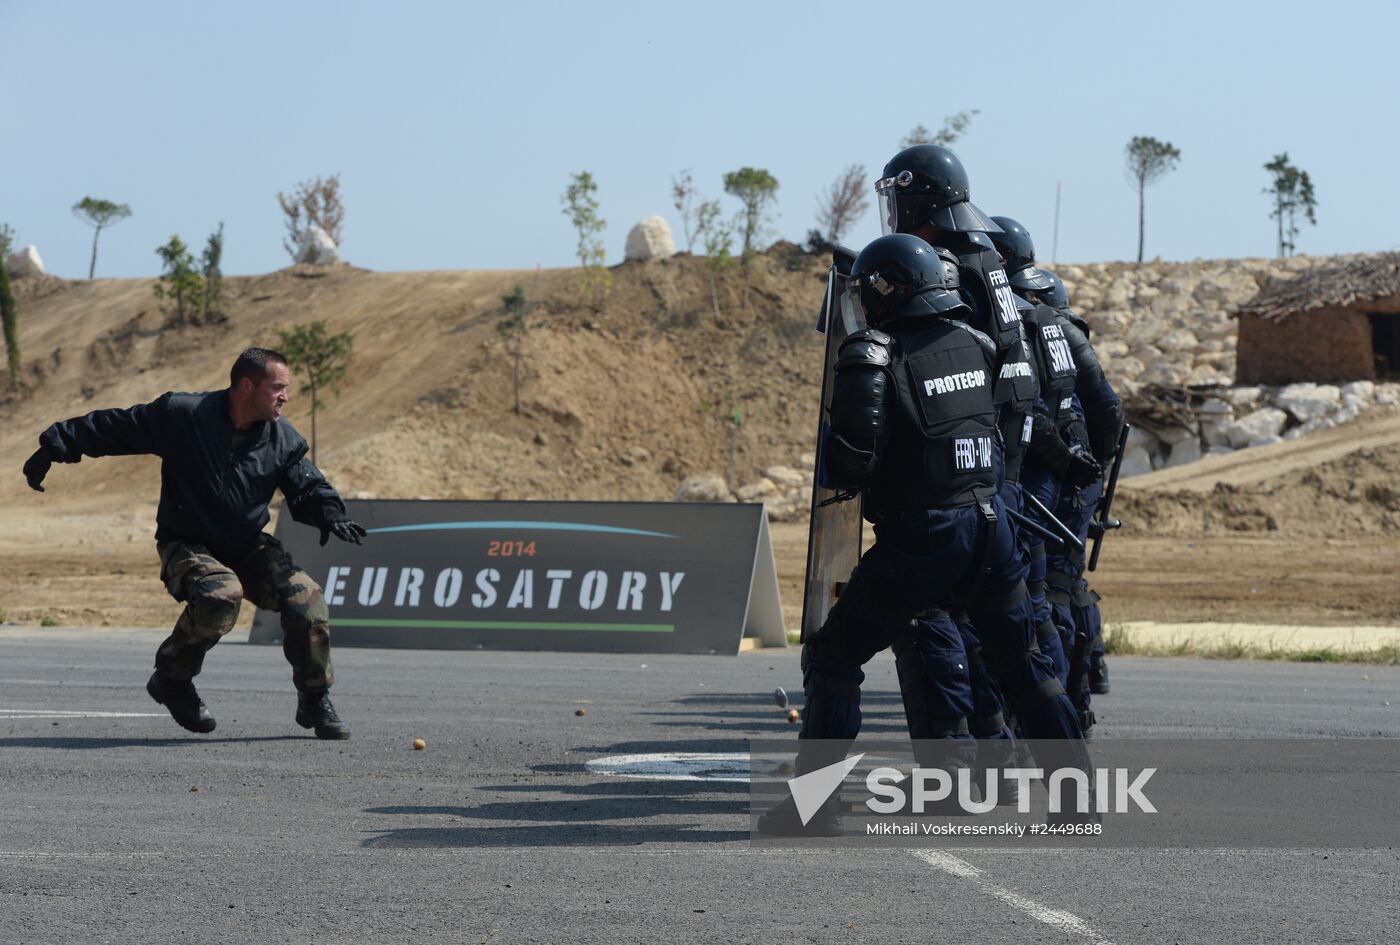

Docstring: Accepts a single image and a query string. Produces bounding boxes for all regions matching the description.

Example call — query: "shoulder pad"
[1063,309,1091,337]
[962,231,996,251]
[837,328,892,367]
[847,327,892,346]
[941,318,997,358]
[1014,294,1034,316]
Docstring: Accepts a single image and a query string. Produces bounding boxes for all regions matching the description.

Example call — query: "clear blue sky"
[4,0,1396,278]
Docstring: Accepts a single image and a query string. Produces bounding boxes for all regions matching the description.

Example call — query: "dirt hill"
[0,251,829,508]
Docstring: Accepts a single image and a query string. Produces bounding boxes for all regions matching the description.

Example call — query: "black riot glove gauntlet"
[1065,443,1103,489]
[23,447,53,492]
[320,515,367,546]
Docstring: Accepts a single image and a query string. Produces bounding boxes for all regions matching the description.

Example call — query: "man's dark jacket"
[38,389,345,563]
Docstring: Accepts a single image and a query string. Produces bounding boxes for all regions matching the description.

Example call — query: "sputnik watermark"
[866,765,1157,815]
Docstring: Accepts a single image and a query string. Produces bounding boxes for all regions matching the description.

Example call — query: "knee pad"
[277,572,330,631]
[186,575,243,637]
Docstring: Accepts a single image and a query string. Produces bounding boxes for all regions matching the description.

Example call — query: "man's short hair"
[230,347,289,388]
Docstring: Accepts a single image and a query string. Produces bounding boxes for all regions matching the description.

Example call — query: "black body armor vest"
[1023,302,1079,431]
[866,318,1000,515]
[935,232,1024,352]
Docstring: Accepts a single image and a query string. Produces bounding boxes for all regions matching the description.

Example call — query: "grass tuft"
[1100,622,1398,665]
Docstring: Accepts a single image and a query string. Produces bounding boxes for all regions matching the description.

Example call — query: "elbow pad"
[826,330,892,488]
[830,330,892,445]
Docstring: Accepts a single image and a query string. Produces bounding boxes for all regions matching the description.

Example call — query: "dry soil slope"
[0,254,832,515]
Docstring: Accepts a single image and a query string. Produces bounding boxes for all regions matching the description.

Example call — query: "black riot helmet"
[1037,268,1070,309]
[875,146,1003,236]
[846,234,969,327]
[989,215,1054,293]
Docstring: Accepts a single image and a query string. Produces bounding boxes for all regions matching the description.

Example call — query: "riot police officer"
[758,234,1086,835]
[875,149,1055,745]
[1037,268,1124,700]
[984,216,1124,721]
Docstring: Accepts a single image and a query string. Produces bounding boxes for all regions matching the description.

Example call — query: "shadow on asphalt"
[0,735,309,749]
[639,690,908,734]
[361,739,753,848]
[360,823,747,847]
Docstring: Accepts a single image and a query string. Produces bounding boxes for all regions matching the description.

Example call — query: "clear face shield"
[839,275,871,333]
[873,170,914,235]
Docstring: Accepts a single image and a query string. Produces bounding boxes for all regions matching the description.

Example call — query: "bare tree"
[901,110,980,149]
[671,169,701,252]
[815,164,869,245]
[72,197,133,279]
[1123,136,1182,263]
[278,174,344,259]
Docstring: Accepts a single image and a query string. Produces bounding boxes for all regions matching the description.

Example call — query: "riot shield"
[800,246,864,643]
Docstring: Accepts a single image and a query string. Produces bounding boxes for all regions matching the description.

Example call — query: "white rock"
[1187,366,1232,387]
[1340,381,1375,403]
[295,224,340,265]
[1275,382,1341,423]
[1247,435,1283,448]
[762,465,807,490]
[735,478,780,502]
[1164,436,1202,468]
[1157,328,1199,352]
[1331,403,1362,425]
[1097,339,1130,359]
[624,216,676,262]
[1118,446,1154,479]
[1225,407,1287,448]
[674,474,734,503]
[1222,386,1264,409]
[1156,425,1199,446]
[1198,399,1235,449]
[1377,385,1400,407]
[766,492,810,523]
[1193,271,1259,307]
[1206,445,1235,457]
[1107,356,1145,382]
[6,245,44,277]
[1138,361,1190,386]
[1284,416,1334,440]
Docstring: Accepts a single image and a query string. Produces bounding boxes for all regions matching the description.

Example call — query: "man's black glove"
[1065,443,1103,489]
[320,517,367,546]
[23,447,53,493]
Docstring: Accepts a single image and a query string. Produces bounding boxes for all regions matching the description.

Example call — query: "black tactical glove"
[23,447,53,493]
[320,516,367,546]
[1065,443,1103,489]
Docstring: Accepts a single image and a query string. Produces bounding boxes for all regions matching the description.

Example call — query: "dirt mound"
[1119,442,1400,536]
[0,253,831,508]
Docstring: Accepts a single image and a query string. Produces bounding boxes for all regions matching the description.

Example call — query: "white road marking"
[585,751,750,782]
[912,849,1115,944]
[0,708,165,719]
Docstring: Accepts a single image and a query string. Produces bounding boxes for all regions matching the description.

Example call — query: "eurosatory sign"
[250,499,786,654]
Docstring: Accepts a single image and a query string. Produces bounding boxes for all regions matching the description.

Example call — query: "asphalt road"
[1,628,1396,945]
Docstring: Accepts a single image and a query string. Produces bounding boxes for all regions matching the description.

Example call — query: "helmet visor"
[874,175,903,235]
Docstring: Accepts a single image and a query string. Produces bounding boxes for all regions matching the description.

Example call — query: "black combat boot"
[146,672,216,733]
[296,690,351,740]
[1089,660,1110,695]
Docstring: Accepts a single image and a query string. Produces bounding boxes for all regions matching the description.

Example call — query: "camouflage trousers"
[154,535,334,692]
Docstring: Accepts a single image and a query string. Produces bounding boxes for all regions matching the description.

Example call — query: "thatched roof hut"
[1233,254,1400,385]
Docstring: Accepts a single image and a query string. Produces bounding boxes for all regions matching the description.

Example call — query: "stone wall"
[1053,254,1374,396]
